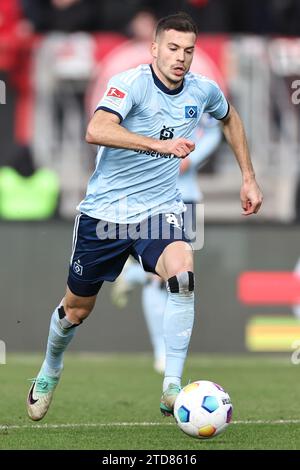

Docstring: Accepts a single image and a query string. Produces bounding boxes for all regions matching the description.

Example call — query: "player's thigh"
[155,241,193,281]
[68,213,131,298]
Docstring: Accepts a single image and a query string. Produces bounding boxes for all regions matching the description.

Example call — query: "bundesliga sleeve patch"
[104,87,128,108]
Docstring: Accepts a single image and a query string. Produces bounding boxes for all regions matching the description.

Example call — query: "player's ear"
[151,41,158,59]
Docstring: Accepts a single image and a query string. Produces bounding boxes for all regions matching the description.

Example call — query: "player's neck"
[151,63,183,91]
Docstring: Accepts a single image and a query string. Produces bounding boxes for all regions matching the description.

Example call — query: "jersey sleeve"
[204,80,230,120]
[95,75,136,122]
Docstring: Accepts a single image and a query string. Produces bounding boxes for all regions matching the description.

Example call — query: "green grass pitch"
[0,354,299,450]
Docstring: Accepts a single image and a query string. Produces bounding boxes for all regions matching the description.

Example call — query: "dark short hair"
[155,12,198,38]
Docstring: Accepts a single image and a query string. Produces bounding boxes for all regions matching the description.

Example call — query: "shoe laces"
[169,383,181,392]
[163,383,181,397]
[29,376,58,394]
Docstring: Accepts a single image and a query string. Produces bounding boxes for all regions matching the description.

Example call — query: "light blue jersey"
[79,64,228,223]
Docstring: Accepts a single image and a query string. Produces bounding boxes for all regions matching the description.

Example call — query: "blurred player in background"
[111,114,222,373]
[27,12,262,421]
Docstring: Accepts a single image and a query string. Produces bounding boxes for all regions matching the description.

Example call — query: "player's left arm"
[221,104,263,216]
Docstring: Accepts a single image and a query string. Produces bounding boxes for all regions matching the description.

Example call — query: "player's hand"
[157,138,195,158]
[240,178,263,215]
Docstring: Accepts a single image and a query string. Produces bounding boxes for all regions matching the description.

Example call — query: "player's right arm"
[86,109,194,158]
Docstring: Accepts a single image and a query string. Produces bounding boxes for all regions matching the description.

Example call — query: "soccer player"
[27,12,262,421]
[111,114,222,374]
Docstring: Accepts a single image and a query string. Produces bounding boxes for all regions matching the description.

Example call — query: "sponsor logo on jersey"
[185,105,198,118]
[134,125,176,159]
[134,149,175,159]
[160,125,174,140]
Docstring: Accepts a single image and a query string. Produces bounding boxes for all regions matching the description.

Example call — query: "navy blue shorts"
[67,210,193,297]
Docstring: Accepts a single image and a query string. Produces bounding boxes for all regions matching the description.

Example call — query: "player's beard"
[156,61,186,88]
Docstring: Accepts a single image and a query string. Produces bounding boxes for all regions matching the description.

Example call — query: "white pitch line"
[0,420,300,430]
[233,419,300,424]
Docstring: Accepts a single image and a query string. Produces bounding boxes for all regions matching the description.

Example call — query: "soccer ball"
[174,380,233,439]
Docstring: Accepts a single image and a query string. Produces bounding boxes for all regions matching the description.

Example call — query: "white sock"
[40,306,79,378]
[141,278,167,362]
[163,291,194,391]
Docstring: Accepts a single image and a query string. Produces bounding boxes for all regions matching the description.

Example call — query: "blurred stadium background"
[1,0,300,359]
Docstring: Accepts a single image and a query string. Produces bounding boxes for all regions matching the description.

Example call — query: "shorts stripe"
[70,214,81,265]
[138,254,144,269]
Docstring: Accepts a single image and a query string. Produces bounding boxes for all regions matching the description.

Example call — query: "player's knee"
[63,302,93,324]
[57,305,83,329]
[167,271,194,294]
